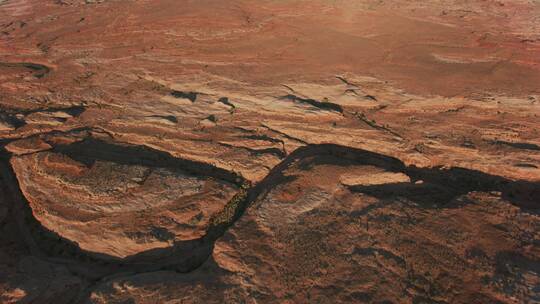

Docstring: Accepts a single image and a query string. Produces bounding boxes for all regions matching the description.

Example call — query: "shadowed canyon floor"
[0,0,539,303]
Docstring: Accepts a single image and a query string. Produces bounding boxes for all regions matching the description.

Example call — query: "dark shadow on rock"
[54,138,242,184]
[244,143,538,213]
[170,90,198,102]
[492,140,540,151]
[281,94,343,113]
[0,62,51,78]
[0,139,537,283]
[0,105,86,130]
[0,137,248,279]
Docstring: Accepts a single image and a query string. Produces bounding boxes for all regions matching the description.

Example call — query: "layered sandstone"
[0,0,539,303]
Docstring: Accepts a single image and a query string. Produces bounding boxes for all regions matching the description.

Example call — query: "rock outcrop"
[0,0,538,303]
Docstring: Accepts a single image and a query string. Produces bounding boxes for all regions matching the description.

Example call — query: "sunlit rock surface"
[0,0,539,303]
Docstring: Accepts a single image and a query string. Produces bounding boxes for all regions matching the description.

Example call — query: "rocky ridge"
[0,0,539,303]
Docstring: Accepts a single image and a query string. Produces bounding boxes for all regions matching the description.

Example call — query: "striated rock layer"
[11,135,241,258]
[0,0,539,303]
[88,146,540,303]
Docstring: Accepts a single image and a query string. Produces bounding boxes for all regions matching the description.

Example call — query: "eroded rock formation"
[0,0,539,303]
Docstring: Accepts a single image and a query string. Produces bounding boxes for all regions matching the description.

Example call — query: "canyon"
[0,0,539,303]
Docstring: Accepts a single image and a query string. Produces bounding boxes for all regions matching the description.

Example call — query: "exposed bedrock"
[0,161,84,304]
[2,134,538,302]
[1,0,540,302]
[86,145,540,303]
[2,134,250,277]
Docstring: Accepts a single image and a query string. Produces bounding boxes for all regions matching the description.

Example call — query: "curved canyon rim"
[0,0,539,303]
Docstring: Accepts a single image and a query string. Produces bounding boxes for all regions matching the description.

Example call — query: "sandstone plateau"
[0,0,539,303]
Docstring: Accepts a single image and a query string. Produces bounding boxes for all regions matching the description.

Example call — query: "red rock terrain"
[0,0,539,303]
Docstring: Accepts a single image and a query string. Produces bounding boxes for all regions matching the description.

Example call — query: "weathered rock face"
[0,0,539,303]
[0,163,83,304]
[87,147,539,303]
[11,136,240,258]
